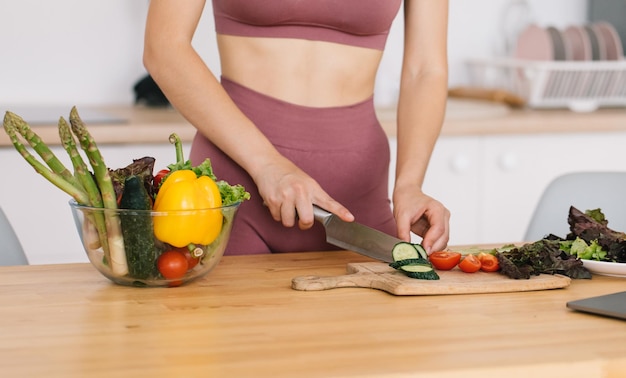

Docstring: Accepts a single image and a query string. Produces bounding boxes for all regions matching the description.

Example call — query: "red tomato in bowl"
[458,254,481,273]
[153,169,170,188]
[157,250,189,280]
[429,251,462,270]
[179,247,200,270]
[478,252,500,272]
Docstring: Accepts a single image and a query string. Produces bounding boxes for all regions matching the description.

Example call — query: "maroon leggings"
[190,77,396,255]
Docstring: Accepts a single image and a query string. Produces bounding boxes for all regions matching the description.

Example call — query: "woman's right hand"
[251,158,354,230]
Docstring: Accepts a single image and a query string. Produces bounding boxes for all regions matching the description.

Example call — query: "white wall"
[0,0,589,108]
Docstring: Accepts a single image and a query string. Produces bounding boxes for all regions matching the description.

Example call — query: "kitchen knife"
[313,205,399,263]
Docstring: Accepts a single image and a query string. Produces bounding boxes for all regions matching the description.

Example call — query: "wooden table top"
[1,250,625,377]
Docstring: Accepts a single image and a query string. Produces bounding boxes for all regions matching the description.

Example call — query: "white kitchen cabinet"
[481,132,626,244]
[388,136,483,246]
[0,143,188,265]
[405,131,626,247]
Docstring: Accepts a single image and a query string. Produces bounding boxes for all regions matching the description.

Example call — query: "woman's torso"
[212,0,402,107]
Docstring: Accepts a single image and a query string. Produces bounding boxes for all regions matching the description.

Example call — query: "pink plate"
[585,24,607,61]
[593,21,623,60]
[547,26,568,60]
[514,24,554,61]
[562,25,592,61]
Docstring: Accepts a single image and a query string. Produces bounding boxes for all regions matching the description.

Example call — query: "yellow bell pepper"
[153,169,223,248]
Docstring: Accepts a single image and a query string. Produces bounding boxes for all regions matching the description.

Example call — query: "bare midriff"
[216,34,384,107]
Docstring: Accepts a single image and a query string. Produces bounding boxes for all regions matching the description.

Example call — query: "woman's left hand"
[392,187,450,254]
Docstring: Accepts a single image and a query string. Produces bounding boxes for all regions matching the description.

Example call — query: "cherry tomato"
[478,252,500,272]
[157,250,189,280]
[458,254,481,273]
[429,251,462,270]
[153,169,170,188]
[178,247,200,270]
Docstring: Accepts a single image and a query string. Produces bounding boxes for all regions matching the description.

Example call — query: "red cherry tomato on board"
[478,252,500,272]
[429,251,462,271]
[458,254,481,273]
[157,250,189,280]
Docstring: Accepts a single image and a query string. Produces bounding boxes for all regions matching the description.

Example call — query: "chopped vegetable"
[567,206,626,263]
[496,238,591,279]
[389,258,430,270]
[389,243,440,280]
[399,263,440,280]
[391,242,421,261]
[429,251,462,271]
[477,252,500,272]
[458,254,481,273]
[562,237,607,261]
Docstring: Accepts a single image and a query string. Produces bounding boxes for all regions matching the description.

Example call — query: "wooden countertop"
[1,101,626,147]
[1,250,625,377]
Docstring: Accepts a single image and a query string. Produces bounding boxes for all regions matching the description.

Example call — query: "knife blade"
[313,205,399,262]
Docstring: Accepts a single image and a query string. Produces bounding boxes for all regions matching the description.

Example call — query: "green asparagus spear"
[58,116,109,253]
[6,111,83,190]
[2,112,90,205]
[69,107,128,276]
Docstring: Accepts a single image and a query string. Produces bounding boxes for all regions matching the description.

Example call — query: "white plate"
[582,260,626,278]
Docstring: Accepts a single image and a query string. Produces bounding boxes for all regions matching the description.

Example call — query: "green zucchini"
[119,175,158,279]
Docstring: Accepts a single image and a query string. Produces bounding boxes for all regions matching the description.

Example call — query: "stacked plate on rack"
[515,22,623,61]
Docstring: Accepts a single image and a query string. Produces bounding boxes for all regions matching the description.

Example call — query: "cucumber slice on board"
[400,264,435,273]
[390,242,440,280]
[389,258,430,270]
[403,269,440,280]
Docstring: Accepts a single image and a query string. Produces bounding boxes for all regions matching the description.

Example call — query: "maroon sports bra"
[212,0,403,50]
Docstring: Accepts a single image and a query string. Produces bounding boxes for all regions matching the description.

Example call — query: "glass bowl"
[69,200,240,287]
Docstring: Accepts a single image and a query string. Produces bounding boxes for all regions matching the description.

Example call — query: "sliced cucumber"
[413,244,428,260]
[403,269,440,280]
[400,264,435,273]
[392,242,420,261]
[390,243,440,280]
[389,258,430,270]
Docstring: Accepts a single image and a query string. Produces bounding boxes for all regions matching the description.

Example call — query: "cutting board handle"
[292,273,374,291]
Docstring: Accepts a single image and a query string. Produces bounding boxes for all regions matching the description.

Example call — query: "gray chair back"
[524,171,626,241]
[0,207,28,265]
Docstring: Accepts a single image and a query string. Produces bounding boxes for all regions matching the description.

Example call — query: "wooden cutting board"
[291,262,571,296]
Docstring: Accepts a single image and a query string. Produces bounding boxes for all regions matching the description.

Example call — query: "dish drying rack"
[465,58,626,111]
